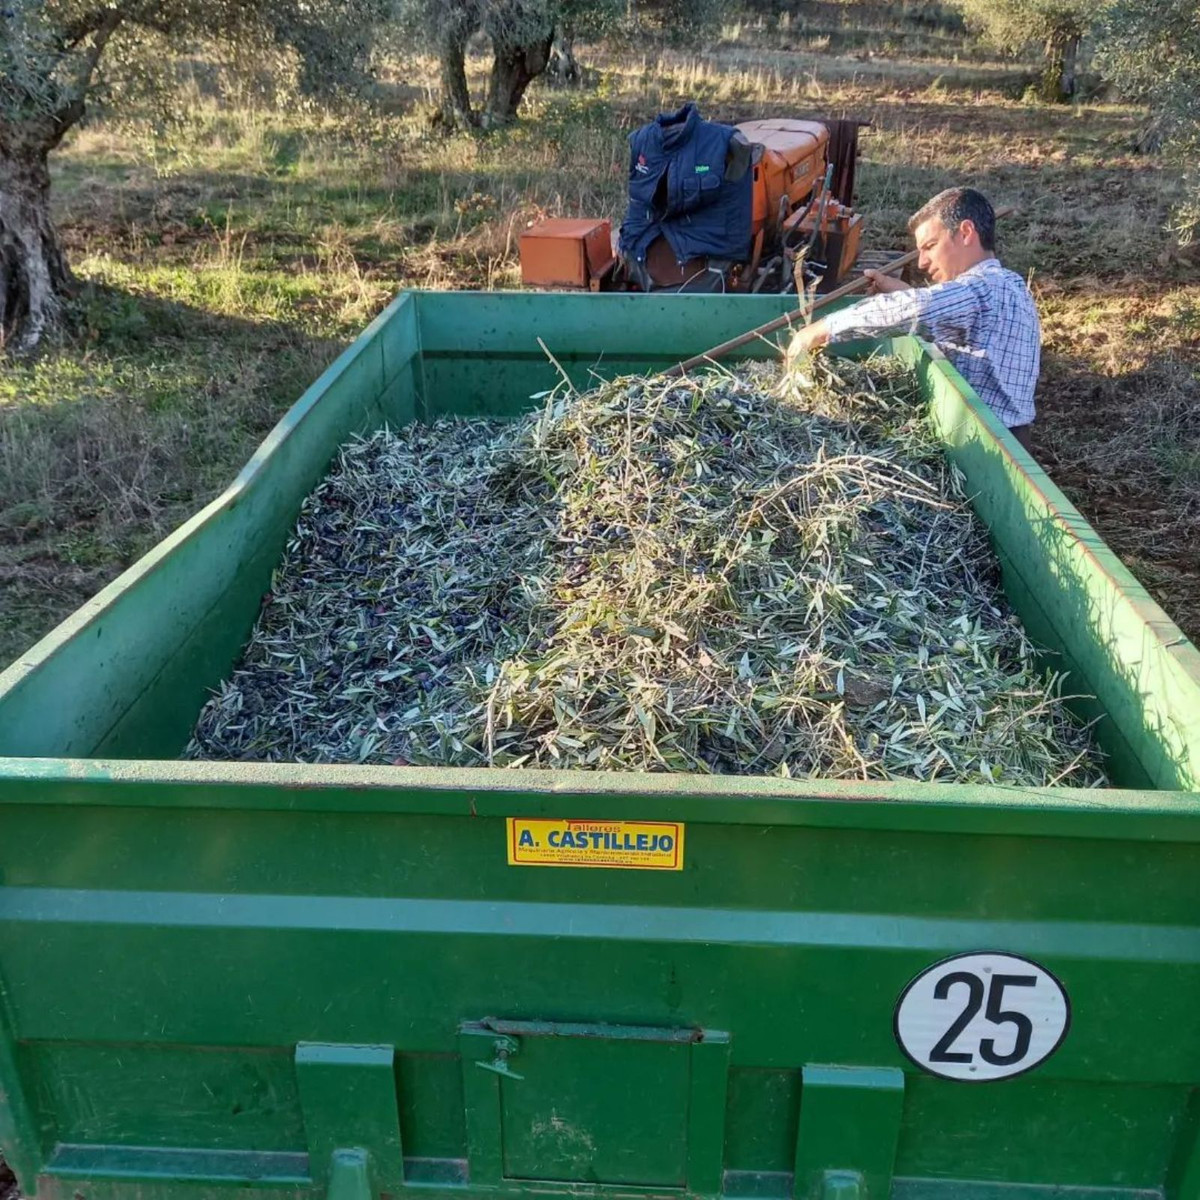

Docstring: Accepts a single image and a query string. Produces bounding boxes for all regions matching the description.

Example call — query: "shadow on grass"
[1032,347,1200,644]
[847,153,1192,284]
[58,159,573,270]
[0,281,348,670]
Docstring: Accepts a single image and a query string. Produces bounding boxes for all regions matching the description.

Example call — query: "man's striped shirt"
[823,257,1041,427]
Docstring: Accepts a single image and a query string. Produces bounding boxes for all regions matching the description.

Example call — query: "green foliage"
[0,0,388,143]
[391,0,623,50]
[948,0,1090,52]
[619,0,725,42]
[558,0,627,40]
[0,4,75,122]
[390,0,720,60]
[947,0,1091,99]
[1095,0,1200,244]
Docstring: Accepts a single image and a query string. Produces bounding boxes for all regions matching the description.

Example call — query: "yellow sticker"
[506,818,685,870]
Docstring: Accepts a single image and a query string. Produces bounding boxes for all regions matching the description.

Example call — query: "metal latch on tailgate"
[474,1034,524,1080]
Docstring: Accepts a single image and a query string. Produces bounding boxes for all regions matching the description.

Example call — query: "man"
[786,188,1041,450]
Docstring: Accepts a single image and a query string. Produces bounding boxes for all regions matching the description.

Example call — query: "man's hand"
[785,318,830,368]
[862,269,909,295]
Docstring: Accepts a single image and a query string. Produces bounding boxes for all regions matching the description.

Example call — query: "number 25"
[929,972,1036,1066]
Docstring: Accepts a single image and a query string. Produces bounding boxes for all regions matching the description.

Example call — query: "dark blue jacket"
[619,103,753,266]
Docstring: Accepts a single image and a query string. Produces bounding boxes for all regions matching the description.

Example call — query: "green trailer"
[2,292,1200,1200]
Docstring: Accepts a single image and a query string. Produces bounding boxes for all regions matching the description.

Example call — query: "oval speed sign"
[894,952,1070,1082]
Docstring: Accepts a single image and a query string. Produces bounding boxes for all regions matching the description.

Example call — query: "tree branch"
[61,7,117,49]
[48,8,125,149]
[78,8,125,89]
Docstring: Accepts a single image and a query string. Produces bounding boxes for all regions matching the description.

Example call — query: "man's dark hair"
[908,187,996,251]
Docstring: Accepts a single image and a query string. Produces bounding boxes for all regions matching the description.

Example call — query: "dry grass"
[1032,286,1200,623]
[1,4,1198,667]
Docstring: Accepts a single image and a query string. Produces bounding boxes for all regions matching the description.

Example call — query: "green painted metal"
[1,291,1200,1200]
[874,334,1200,792]
[327,1150,373,1200]
[295,1045,403,1195]
[1167,1090,1200,1200]
[793,1067,904,1200]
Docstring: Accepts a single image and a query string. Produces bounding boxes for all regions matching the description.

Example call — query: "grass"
[1,2,1198,668]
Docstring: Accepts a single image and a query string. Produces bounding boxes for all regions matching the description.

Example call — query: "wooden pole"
[663,207,1014,379]
[662,251,915,378]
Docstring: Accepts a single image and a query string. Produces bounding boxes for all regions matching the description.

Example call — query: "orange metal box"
[520,218,615,289]
[738,118,828,236]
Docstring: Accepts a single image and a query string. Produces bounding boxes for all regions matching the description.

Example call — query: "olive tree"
[0,0,385,356]
[948,0,1092,100]
[396,0,621,130]
[400,0,723,131]
[1095,0,1200,244]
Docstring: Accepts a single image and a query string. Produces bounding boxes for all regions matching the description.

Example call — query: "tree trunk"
[546,29,581,87]
[1132,115,1165,155]
[437,25,477,130]
[1041,31,1080,102]
[1059,34,1079,100]
[0,141,73,356]
[482,30,554,127]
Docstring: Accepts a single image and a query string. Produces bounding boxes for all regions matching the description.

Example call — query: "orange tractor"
[520,116,870,295]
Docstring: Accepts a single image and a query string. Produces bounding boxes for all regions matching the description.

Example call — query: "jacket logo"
[635,153,649,174]
[694,164,711,173]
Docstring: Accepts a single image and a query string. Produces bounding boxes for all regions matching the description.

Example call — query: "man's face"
[914,216,976,283]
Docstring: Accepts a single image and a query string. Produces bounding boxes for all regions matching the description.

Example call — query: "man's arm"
[824,285,935,340]
[862,269,910,295]
[787,277,978,362]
